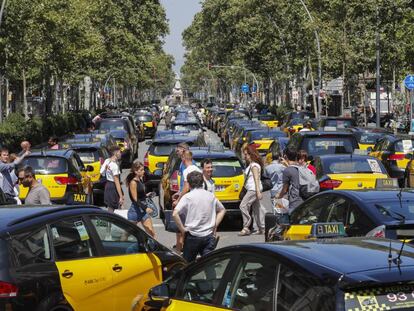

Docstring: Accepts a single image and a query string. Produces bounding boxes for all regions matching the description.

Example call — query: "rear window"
[137,115,152,122]
[23,157,68,174]
[96,121,127,132]
[325,119,355,128]
[289,119,304,126]
[249,131,286,141]
[151,142,194,156]
[172,124,200,131]
[195,159,243,178]
[74,149,99,163]
[321,157,386,174]
[303,137,357,156]
[373,201,414,221]
[394,139,414,152]
[258,115,277,121]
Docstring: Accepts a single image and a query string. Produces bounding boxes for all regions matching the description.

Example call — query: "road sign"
[404,75,414,90]
[241,84,249,93]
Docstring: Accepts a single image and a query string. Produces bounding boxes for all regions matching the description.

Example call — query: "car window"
[195,159,244,178]
[151,143,177,156]
[23,157,68,174]
[89,216,146,255]
[325,196,350,224]
[394,140,414,153]
[322,157,386,174]
[224,255,276,310]
[50,217,96,260]
[10,227,51,265]
[76,149,100,163]
[290,195,332,224]
[276,265,335,310]
[346,204,375,235]
[303,137,355,156]
[179,256,232,305]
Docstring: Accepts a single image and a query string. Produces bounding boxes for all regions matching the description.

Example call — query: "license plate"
[216,186,226,192]
[73,193,87,203]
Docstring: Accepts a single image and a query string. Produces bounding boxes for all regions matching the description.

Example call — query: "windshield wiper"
[374,204,406,224]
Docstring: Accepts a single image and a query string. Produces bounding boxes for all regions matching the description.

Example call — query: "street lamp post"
[298,0,322,118]
[375,5,381,128]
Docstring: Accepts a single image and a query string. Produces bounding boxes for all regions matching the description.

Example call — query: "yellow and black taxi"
[349,127,392,150]
[68,131,118,150]
[223,118,252,148]
[369,134,414,185]
[281,118,308,135]
[211,110,226,132]
[313,154,389,190]
[94,118,138,161]
[246,128,287,156]
[264,137,290,164]
[275,189,414,242]
[158,147,244,226]
[280,111,314,132]
[144,134,206,193]
[230,122,264,154]
[19,149,94,205]
[62,140,110,206]
[220,112,248,144]
[135,237,414,311]
[317,116,357,129]
[0,205,185,311]
[99,112,144,143]
[286,131,359,157]
[257,114,279,128]
[135,112,157,138]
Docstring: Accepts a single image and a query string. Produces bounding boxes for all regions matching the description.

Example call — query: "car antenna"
[393,239,406,271]
[388,239,393,270]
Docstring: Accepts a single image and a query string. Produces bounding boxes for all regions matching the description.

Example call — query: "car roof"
[152,135,199,143]
[0,205,103,235]
[172,120,199,124]
[325,189,414,203]
[28,149,75,158]
[66,142,103,149]
[317,154,379,161]
[189,147,239,159]
[296,131,356,137]
[218,238,414,283]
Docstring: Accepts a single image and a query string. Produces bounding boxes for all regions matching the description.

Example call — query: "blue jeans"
[183,233,216,262]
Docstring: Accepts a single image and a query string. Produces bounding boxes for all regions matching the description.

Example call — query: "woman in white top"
[239,145,264,236]
[100,145,124,212]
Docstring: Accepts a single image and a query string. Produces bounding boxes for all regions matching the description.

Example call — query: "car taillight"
[0,282,18,298]
[144,152,149,167]
[54,176,79,185]
[366,225,386,238]
[171,171,179,192]
[319,179,342,189]
[388,154,405,161]
[99,157,104,165]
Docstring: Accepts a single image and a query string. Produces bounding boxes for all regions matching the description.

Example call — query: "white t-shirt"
[100,159,120,182]
[245,163,262,191]
[175,188,225,237]
[183,165,201,182]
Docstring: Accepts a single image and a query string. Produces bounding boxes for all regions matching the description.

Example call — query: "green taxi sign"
[310,222,346,238]
[375,178,399,189]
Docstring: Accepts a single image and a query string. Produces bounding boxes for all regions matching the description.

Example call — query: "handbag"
[261,174,273,192]
[239,167,251,200]
[146,197,158,218]
[164,210,180,233]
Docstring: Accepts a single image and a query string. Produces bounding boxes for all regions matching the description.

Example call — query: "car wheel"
[36,293,73,311]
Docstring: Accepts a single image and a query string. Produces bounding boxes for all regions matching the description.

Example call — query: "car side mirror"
[405,153,413,160]
[86,165,94,172]
[146,140,153,145]
[149,283,170,301]
[367,147,373,153]
[144,238,158,252]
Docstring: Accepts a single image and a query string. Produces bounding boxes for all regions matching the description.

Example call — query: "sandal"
[238,229,251,236]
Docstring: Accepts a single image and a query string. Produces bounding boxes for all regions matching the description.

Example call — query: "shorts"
[127,203,149,222]
[104,181,120,209]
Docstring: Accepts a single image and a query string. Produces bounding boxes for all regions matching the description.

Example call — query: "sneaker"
[251,230,265,235]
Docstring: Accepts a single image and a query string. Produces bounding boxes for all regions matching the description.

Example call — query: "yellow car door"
[50,217,114,311]
[89,216,163,310]
[164,300,229,310]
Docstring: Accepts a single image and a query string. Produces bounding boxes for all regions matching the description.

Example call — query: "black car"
[138,237,414,311]
[0,205,185,311]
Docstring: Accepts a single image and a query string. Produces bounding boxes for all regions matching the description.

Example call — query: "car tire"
[36,293,73,311]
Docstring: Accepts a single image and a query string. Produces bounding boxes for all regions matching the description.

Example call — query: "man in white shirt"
[201,158,215,193]
[173,150,201,206]
[173,171,226,262]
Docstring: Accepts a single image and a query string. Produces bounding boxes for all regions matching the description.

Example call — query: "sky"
[160,0,202,74]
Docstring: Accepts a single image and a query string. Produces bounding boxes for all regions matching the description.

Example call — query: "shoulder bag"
[239,166,251,200]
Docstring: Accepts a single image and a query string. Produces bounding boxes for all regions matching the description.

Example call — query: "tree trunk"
[392,65,396,111]
[5,78,9,116]
[308,55,317,115]
[45,73,53,114]
[54,75,59,114]
[60,77,65,114]
[22,68,28,120]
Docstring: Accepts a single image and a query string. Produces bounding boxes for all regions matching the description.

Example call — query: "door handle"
[112,264,123,272]
[62,270,73,278]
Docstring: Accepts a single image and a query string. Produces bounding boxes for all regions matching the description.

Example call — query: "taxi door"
[50,217,114,311]
[72,155,92,202]
[89,215,163,310]
[164,300,228,311]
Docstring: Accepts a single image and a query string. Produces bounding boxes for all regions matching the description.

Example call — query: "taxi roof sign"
[310,222,346,238]
[353,149,368,156]
[375,178,399,189]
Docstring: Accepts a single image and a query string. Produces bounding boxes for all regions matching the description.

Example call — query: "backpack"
[291,165,320,199]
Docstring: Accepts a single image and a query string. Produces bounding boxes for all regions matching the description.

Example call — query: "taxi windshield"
[395,139,414,152]
[358,132,385,144]
[325,119,355,128]
[23,157,68,174]
[96,121,127,132]
[249,130,285,141]
[289,119,303,126]
[172,124,200,131]
[75,150,99,163]
[374,201,414,220]
[304,137,355,156]
[151,142,194,156]
[195,159,243,177]
[322,158,386,174]
[258,115,277,121]
[137,115,152,122]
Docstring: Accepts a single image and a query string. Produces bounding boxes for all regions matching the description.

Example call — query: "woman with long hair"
[126,160,155,237]
[239,145,265,236]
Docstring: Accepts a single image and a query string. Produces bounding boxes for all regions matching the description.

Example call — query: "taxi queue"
[3,103,414,311]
